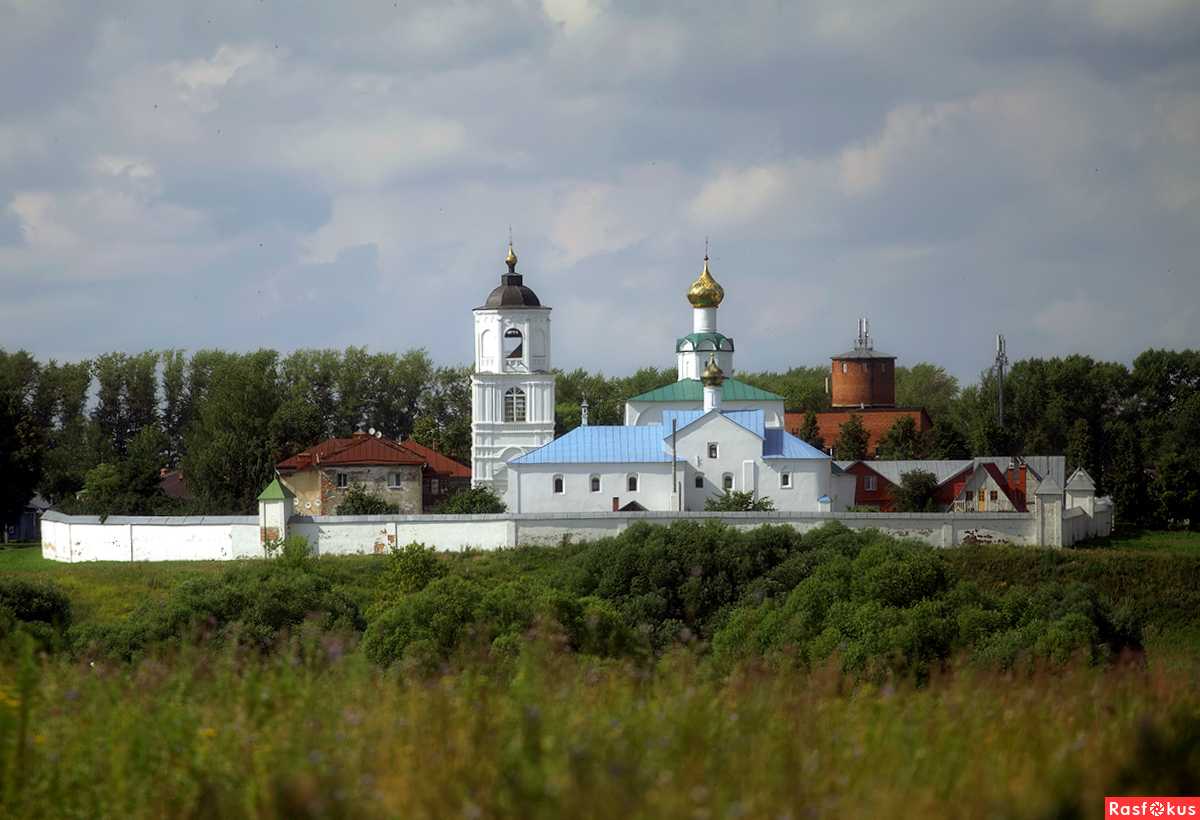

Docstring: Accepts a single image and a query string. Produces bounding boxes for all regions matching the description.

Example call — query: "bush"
[435,486,506,514]
[704,490,775,511]
[0,578,72,630]
[709,528,1139,680]
[337,482,399,515]
[74,541,363,659]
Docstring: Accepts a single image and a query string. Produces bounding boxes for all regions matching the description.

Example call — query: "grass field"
[2,526,1200,818]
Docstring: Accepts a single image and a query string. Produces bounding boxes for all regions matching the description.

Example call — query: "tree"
[795,410,824,451]
[704,490,775,511]
[0,351,45,531]
[1150,455,1199,531]
[1104,421,1149,527]
[928,423,970,460]
[337,482,400,515]
[895,363,959,422]
[182,351,282,514]
[1065,418,1092,478]
[893,469,940,512]
[161,350,188,465]
[411,365,472,465]
[876,416,929,460]
[435,486,506,514]
[837,414,870,460]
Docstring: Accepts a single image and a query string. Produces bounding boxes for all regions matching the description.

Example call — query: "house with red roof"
[276,429,470,515]
[834,456,1065,513]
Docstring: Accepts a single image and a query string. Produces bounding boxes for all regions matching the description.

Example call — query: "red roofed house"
[276,430,471,515]
[832,456,1064,513]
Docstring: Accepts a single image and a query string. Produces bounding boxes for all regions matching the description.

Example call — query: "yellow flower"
[197,727,217,739]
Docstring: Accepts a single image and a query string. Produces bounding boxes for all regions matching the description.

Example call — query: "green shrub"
[0,578,72,630]
[434,486,506,514]
[337,482,400,515]
[73,547,363,659]
[710,529,1140,679]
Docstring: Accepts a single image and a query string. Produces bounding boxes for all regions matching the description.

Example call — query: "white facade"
[470,255,556,494]
[509,463,678,513]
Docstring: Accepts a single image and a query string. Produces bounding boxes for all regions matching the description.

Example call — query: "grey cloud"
[0,0,1198,383]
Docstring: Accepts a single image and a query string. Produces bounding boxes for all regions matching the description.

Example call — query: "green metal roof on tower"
[628,378,783,403]
[257,478,294,501]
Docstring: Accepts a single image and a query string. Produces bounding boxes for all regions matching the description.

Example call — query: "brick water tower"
[831,318,896,407]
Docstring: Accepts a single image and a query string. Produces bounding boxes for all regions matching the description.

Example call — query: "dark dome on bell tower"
[478,243,543,309]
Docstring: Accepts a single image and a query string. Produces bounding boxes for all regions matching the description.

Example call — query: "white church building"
[471,247,849,513]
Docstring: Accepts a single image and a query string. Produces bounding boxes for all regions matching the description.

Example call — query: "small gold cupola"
[687,254,725,308]
[505,242,518,272]
[700,353,725,386]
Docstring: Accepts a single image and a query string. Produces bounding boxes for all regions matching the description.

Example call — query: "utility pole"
[994,334,1008,427]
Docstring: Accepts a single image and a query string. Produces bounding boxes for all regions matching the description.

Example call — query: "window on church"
[504,387,527,422]
[781,472,792,488]
[504,328,523,359]
[695,475,704,489]
[590,475,601,493]
[627,474,639,492]
[707,443,718,459]
[553,475,564,494]
[336,472,348,489]
[722,473,734,491]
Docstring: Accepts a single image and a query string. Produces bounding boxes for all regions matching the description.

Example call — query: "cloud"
[0,1,1198,382]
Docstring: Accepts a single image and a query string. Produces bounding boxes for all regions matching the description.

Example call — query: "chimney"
[580,398,589,427]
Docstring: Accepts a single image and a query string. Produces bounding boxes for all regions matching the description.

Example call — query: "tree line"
[1,347,1197,526]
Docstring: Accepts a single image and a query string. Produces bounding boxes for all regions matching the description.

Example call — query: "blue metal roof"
[662,409,764,440]
[510,425,680,464]
[763,429,829,460]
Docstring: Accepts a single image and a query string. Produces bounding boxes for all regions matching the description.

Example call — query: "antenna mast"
[994,334,1008,426]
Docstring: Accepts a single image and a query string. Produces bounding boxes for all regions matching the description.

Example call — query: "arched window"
[504,327,523,359]
[722,473,734,491]
[694,474,704,489]
[590,475,601,493]
[627,474,639,492]
[553,475,564,494]
[504,387,527,422]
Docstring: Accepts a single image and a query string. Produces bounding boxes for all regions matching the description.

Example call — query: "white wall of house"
[508,462,677,513]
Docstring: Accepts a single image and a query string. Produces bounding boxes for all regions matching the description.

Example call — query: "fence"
[39,495,1113,562]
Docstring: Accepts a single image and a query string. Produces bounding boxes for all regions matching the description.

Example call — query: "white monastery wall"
[43,506,1114,562]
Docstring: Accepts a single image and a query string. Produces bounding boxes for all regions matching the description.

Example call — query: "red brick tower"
[830,318,896,407]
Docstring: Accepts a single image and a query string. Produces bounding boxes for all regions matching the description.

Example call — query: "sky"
[2,0,1198,383]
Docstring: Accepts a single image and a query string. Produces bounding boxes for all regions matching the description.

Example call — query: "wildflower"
[198,727,217,739]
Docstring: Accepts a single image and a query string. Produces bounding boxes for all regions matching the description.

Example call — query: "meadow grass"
[2,636,1197,820]
[5,529,1200,818]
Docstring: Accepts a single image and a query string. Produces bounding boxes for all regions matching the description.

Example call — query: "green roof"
[257,478,294,501]
[675,331,735,353]
[629,377,784,403]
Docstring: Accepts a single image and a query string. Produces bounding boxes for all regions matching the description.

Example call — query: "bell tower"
[470,243,556,494]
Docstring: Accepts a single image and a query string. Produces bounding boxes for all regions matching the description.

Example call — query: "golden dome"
[701,353,725,387]
[687,255,724,308]
[505,242,518,271]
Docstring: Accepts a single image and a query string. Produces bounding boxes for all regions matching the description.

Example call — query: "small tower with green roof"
[257,477,295,546]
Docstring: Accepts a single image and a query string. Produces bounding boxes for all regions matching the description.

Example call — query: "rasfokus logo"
[1106,797,1200,817]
